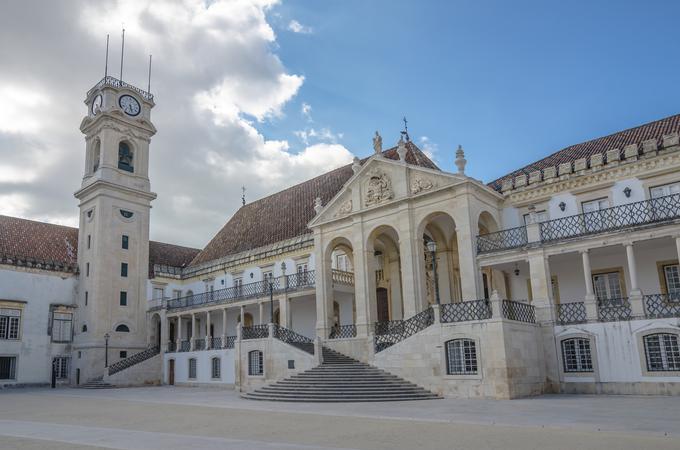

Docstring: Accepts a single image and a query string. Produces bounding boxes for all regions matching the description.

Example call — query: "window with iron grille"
[188,358,197,379]
[644,333,680,372]
[53,357,69,379]
[561,338,593,372]
[445,339,477,375]
[51,312,73,343]
[0,308,21,340]
[248,350,263,376]
[0,356,17,380]
[592,272,622,300]
[211,357,221,379]
[663,264,680,300]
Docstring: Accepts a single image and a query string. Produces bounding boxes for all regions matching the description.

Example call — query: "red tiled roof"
[148,240,201,276]
[488,114,680,191]
[189,141,438,266]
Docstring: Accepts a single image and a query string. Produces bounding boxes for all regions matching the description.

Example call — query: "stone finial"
[372,131,383,155]
[455,145,467,174]
[314,197,323,215]
[352,156,361,174]
[397,136,407,162]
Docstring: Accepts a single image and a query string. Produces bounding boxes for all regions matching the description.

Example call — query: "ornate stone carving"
[365,170,393,206]
[314,197,323,215]
[373,131,382,155]
[410,177,435,195]
[334,200,353,217]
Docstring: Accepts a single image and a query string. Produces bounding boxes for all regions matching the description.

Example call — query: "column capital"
[622,240,635,248]
[578,249,589,255]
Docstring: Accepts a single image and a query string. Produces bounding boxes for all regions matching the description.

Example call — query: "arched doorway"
[418,212,460,305]
[367,225,403,324]
[150,313,161,349]
[325,237,357,335]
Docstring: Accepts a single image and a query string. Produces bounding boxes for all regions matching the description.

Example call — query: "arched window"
[211,357,221,379]
[237,313,254,327]
[445,339,478,375]
[644,333,680,372]
[561,338,593,373]
[92,140,101,172]
[188,358,197,379]
[118,142,134,172]
[115,324,130,332]
[81,324,88,333]
[248,350,263,375]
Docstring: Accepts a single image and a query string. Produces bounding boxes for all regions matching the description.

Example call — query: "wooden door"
[168,359,175,385]
[377,288,389,322]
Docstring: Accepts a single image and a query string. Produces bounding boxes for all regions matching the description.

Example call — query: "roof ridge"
[0,214,78,232]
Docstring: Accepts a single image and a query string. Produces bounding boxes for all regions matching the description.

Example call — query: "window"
[53,357,69,379]
[650,182,680,199]
[335,253,350,272]
[188,358,197,379]
[0,356,17,380]
[662,264,680,299]
[172,290,182,299]
[248,350,263,375]
[86,262,90,277]
[119,291,127,306]
[523,210,549,224]
[153,287,164,301]
[644,333,680,372]
[234,277,243,295]
[561,338,593,373]
[85,291,88,306]
[262,271,273,282]
[582,198,611,232]
[582,198,610,213]
[87,235,91,249]
[297,263,309,284]
[92,140,101,172]
[121,263,128,277]
[51,312,73,343]
[0,308,21,340]
[211,357,221,379]
[81,324,88,333]
[121,235,129,249]
[118,142,134,172]
[445,339,478,375]
[119,351,127,359]
[592,271,623,300]
[115,324,130,332]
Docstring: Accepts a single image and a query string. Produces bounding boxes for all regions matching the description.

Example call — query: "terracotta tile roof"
[189,141,438,266]
[488,114,680,191]
[0,214,199,275]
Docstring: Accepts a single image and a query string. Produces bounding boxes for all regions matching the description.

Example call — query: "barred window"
[0,308,21,340]
[188,358,197,379]
[561,338,593,373]
[663,264,680,300]
[51,312,73,343]
[211,357,221,379]
[445,339,477,375]
[248,350,263,376]
[53,357,69,379]
[644,333,680,372]
[0,356,17,380]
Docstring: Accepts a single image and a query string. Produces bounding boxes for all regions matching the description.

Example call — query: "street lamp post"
[269,279,274,324]
[104,333,110,368]
[426,240,441,305]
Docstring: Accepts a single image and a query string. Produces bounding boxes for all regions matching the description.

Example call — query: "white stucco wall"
[164,349,235,385]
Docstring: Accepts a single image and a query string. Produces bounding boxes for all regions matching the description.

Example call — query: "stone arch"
[477,210,500,235]
[323,236,357,335]
[366,224,403,323]
[117,139,134,173]
[416,211,460,305]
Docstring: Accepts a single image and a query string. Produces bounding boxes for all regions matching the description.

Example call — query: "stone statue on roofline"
[373,131,382,155]
[314,196,323,215]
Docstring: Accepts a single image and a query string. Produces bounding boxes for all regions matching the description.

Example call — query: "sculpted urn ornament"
[352,156,361,174]
[455,144,467,174]
[314,197,323,215]
[365,170,393,206]
[373,131,383,155]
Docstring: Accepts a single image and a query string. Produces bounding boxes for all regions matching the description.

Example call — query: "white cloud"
[294,127,344,145]
[0,83,50,134]
[301,102,312,121]
[287,19,313,34]
[419,136,439,160]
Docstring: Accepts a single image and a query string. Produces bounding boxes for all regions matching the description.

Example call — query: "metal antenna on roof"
[241,186,246,206]
[401,116,410,142]
[120,27,125,81]
[104,34,110,78]
[147,54,152,94]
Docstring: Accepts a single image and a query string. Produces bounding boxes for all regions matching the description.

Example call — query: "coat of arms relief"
[364,170,393,206]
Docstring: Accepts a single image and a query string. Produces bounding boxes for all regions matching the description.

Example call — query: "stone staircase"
[241,348,439,402]
[78,376,115,389]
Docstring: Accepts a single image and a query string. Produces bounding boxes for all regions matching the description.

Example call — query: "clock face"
[119,95,141,116]
[91,94,103,115]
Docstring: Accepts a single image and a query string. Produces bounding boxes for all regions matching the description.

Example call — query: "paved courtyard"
[1,387,679,449]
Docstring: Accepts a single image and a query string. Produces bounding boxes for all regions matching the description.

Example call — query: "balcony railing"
[242,324,269,340]
[476,226,528,254]
[501,300,535,323]
[272,324,314,354]
[287,271,316,291]
[597,297,631,322]
[644,294,680,319]
[374,307,434,353]
[540,193,680,243]
[179,340,191,352]
[556,302,587,324]
[88,75,154,101]
[329,324,357,339]
[440,300,491,323]
[332,269,354,286]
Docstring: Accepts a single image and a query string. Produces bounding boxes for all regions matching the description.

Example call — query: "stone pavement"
[1,387,679,450]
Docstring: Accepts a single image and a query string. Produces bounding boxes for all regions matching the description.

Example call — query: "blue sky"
[265,0,680,181]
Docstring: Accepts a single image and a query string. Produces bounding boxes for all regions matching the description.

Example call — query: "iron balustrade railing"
[597,297,631,322]
[209,337,222,349]
[194,339,206,351]
[440,300,491,323]
[179,340,191,352]
[374,307,434,353]
[329,324,357,339]
[242,324,269,340]
[88,76,154,101]
[644,293,680,319]
[332,269,354,286]
[501,300,536,323]
[224,336,236,349]
[540,193,680,242]
[272,325,315,354]
[476,226,528,254]
[287,271,316,291]
[167,341,176,352]
[556,302,587,324]
[108,346,159,376]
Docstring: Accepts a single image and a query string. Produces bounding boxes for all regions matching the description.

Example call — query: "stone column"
[280,295,290,328]
[314,230,333,339]
[625,242,645,318]
[160,311,169,352]
[190,313,196,350]
[581,250,597,321]
[455,216,481,301]
[527,250,554,323]
[397,205,423,317]
[176,315,182,350]
[258,302,265,325]
[675,236,680,265]
[221,308,228,345]
[205,310,211,349]
[240,305,245,326]
[352,222,373,338]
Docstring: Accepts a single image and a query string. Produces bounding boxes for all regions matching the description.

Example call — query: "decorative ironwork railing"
[179,340,191,352]
[501,300,536,323]
[476,226,528,254]
[224,335,236,349]
[374,307,434,353]
[242,324,269,340]
[272,325,314,354]
[329,324,357,339]
[108,346,159,376]
[540,193,680,242]
[209,337,222,349]
[332,269,354,286]
[194,339,206,350]
[286,271,316,290]
[167,341,176,352]
[644,294,680,319]
[556,302,587,324]
[597,297,631,322]
[440,300,491,323]
[88,76,154,101]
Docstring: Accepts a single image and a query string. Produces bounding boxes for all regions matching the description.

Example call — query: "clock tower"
[73,76,157,383]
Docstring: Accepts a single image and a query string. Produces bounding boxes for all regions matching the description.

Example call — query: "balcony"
[477,193,680,253]
[555,294,680,325]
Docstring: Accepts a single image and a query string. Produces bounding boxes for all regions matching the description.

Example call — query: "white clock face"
[119,95,141,116]
[91,94,103,115]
